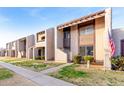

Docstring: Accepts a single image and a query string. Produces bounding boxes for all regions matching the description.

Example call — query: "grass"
[49,64,124,86]
[12,61,62,72]
[58,64,87,78]
[0,57,64,72]
[0,57,27,63]
[0,68,13,80]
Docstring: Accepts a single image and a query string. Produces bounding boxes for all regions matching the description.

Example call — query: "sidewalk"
[0,61,75,86]
[40,63,73,74]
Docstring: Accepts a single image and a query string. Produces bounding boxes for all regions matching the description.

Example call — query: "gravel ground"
[0,66,37,86]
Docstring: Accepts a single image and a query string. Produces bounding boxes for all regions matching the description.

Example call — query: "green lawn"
[0,57,64,72]
[0,57,28,63]
[12,61,63,72]
[49,64,124,86]
[0,68,13,80]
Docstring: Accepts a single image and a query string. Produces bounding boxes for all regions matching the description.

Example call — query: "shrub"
[83,56,94,63]
[73,55,82,64]
[35,56,41,60]
[41,56,45,60]
[12,62,33,67]
[111,56,124,71]
[34,64,47,69]
[35,56,45,60]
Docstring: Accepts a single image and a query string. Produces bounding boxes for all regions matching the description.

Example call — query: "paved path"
[40,63,73,74]
[0,61,75,86]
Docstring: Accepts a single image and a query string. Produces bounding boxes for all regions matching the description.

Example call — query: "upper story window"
[79,25,94,35]
[41,36,45,41]
[37,31,45,42]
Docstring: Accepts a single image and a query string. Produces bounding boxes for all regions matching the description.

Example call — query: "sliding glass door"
[80,46,93,56]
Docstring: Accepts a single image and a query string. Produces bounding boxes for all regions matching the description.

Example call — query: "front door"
[121,40,124,56]
[38,49,41,56]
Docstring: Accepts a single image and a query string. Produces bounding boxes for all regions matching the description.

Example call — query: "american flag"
[108,29,115,57]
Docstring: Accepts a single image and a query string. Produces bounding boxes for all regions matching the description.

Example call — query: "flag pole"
[104,8,112,70]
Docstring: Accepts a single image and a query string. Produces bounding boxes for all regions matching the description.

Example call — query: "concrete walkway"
[40,63,73,74]
[0,61,75,86]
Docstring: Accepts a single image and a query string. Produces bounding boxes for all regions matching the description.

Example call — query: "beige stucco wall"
[55,28,67,63]
[16,35,35,58]
[28,48,33,59]
[0,49,6,56]
[6,43,11,57]
[5,41,18,57]
[95,17,105,62]
[33,28,55,61]
[17,38,26,58]
[55,49,67,63]
[33,31,46,59]
[45,28,55,60]
[35,42,45,47]
[112,28,124,56]
[56,29,63,48]
[26,35,35,59]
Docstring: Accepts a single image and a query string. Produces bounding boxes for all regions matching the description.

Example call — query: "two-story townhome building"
[5,40,18,57]
[55,8,112,69]
[32,28,54,61]
[16,35,35,58]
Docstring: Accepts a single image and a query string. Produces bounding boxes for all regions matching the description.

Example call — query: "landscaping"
[111,56,124,71]
[0,57,64,72]
[12,61,63,72]
[0,68,13,80]
[50,64,124,86]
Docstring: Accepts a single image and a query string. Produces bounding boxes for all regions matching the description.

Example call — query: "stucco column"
[27,48,30,59]
[33,47,36,60]
[104,8,112,70]
[15,41,18,57]
[70,25,79,60]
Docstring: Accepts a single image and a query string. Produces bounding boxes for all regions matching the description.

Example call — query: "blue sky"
[0,7,124,48]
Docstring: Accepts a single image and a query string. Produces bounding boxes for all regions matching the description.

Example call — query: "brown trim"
[57,10,105,29]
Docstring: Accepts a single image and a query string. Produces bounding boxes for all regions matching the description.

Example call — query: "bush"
[34,64,47,69]
[35,56,45,60]
[73,55,82,64]
[111,56,124,71]
[41,56,45,60]
[35,56,41,60]
[83,56,94,63]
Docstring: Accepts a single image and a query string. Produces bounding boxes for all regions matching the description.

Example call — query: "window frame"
[79,25,94,35]
[80,45,94,56]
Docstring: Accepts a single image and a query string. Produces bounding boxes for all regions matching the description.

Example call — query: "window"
[41,36,45,41]
[37,31,45,42]
[79,25,94,35]
[80,46,93,56]
[63,27,70,49]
